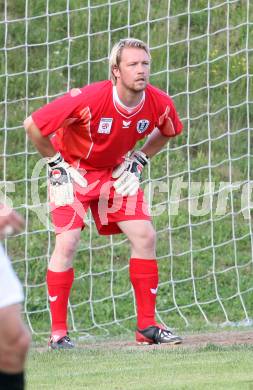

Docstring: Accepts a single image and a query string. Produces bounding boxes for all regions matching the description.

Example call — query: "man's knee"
[54,230,81,259]
[57,239,78,259]
[132,225,156,249]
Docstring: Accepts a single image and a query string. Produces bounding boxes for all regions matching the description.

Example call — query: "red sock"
[129,258,158,330]
[46,268,74,338]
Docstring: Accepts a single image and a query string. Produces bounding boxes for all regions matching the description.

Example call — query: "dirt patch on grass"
[179,330,253,348]
[33,330,253,352]
[76,330,253,351]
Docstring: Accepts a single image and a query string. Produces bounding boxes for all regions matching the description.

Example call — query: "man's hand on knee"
[112,151,149,196]
[47,152,87,206]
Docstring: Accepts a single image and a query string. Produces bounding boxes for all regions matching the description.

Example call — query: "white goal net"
[1,0,253,336]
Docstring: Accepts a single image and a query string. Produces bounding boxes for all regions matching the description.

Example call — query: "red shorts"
[51,168,151,235]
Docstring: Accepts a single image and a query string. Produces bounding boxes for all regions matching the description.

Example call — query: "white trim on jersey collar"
[113,86,145,116]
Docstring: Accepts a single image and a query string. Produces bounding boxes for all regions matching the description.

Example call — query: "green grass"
[27,343,253,389]
[0,0,253,334]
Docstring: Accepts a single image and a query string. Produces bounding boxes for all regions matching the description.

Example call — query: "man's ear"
[112,65,120,79]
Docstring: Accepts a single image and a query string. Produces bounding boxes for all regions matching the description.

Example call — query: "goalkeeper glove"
[112,151,149,196]
[47,152,87,206]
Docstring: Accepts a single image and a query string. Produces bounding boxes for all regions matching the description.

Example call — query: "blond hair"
[109,38,151,85]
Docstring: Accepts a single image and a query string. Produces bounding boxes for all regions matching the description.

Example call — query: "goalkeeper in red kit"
[24,38,183,348]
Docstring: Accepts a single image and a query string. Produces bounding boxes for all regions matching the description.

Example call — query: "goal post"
[0,0,252,335]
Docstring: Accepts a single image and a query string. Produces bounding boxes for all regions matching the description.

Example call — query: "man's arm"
[140,128,169,158]
[23,116,56,157]
[24,116,87,206]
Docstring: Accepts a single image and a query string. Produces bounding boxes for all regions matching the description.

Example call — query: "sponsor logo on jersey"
[98,118,113,134]
[122,120,131,128]
[136,119,150,133]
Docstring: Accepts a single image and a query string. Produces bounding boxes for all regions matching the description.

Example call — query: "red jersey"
[32,80,183,170]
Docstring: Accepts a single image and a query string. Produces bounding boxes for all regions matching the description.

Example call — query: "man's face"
[113,47,150,92]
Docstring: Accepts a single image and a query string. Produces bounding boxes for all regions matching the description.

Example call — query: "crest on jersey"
[98,118,113,134]
[136,119,150,133]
